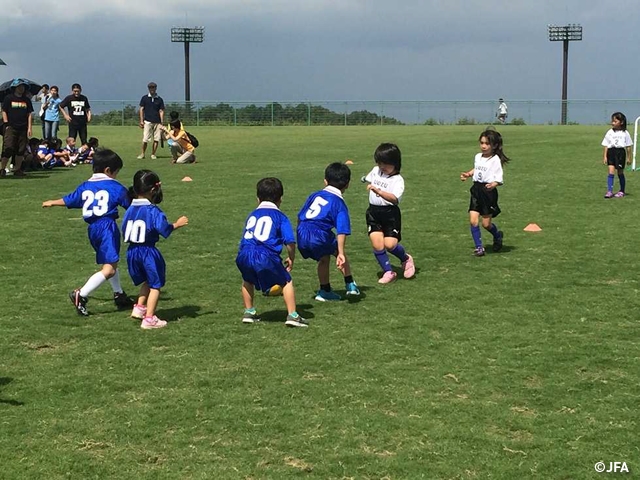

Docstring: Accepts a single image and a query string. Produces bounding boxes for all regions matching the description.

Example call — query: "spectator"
[43,85,63,141]
[36,84,50,139]
[137,82,165,159]
[496,98,508,124]
[59,83,91,144]
[1,79,34,177]
[161,121,196,164]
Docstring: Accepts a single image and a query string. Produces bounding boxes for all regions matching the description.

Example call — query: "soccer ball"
[263,284,283,296]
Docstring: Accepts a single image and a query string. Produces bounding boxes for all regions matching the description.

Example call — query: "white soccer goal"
[633,116,640,170]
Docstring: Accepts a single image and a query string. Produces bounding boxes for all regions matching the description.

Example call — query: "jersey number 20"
[244,216,273,242]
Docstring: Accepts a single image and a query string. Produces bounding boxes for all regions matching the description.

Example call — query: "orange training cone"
[182,176,193,182]
[345,159,354,165]
[523,223,542,232]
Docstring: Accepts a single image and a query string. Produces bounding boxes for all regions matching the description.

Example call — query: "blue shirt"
[122,199,174,247]
[238,202,295,254]
[44,97,62,122]
[62,174,131,224]
[297,186,351,235]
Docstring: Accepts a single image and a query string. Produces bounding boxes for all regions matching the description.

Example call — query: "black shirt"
[60,94,91,125]
[139,95,165,124]
[2,94,34,129]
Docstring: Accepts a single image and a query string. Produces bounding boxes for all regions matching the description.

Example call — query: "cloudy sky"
[2,0,638,103]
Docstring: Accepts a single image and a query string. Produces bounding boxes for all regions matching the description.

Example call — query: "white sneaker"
[150,154,157,160]
[141,315,167,329]
[137,154,145,159]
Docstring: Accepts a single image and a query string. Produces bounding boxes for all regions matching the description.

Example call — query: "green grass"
[1,125,639,479]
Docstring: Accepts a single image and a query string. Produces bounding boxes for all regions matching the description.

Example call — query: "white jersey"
[601,129,633,148]
[365,166,405,206]
[498,102,508,115]
[472,153,503,184]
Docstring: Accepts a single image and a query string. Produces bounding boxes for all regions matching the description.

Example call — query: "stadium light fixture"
[171,27,205,102]
[548,24,582,125]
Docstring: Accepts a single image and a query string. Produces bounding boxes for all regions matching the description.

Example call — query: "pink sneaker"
[402,254,415,278]
[141,315,167,330]
[614,191,626,198]
[131,304,147,319]
[378,271,397,284]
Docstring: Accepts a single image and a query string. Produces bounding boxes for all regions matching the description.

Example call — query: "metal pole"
[184,41,191,102]
[561,39,569,125]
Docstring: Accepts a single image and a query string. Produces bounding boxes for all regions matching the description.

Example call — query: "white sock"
[108,270,123,294]
[79,272,107,298]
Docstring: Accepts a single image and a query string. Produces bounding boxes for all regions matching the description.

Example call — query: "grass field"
[1,125,639,479]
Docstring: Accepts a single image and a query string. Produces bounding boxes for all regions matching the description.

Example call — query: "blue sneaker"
[314,289,342,302]
[345,282,360,296]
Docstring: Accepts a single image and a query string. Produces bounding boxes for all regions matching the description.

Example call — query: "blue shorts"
[236,246,291,293]
[127,246,166,289]
[88,219,121,265]
[297,224,336,261]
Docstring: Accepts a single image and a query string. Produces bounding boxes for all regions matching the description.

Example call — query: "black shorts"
[2,126,28,158]
[366,204,402,240]
[469,182,501,218]
[607,148,626,170]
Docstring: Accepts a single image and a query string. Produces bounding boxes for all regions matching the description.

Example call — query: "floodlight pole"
[548,24,582,125]
[171,27,205,103]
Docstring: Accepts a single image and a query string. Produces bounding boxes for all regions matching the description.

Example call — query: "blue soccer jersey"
[297,186,351,234]
[62,174,131,223]
[238,202,295,254]
[236,202,295,292]
[122,199,175,289]
[62,174,130,264]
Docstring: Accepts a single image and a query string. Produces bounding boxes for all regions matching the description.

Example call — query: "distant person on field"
[1,79,34,177]
[297,162,360,301]
[43,85,63,141]
[602,111,633,198]
[59,83,91,144]
[235,177,308,327]
[123,169,189,329]
[460,129,510,256]
[364,143,416,283]
[137,82,165,159]
[42,149,134,317]
[35,84,50,139]
[496,98,508,124]
[161,120,196,164]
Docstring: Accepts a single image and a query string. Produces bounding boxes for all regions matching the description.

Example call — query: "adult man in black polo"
[1,80,33,177]
[137,82,165,160]
[59,83,92,144]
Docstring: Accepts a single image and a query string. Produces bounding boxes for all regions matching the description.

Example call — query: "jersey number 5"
[305,196,328,219]
[82,190,110,218]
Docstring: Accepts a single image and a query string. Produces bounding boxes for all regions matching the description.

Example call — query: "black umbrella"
[0,78,42,103]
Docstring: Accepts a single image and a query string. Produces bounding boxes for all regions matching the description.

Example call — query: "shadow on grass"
[259,303,315,323]
[0,377,24,406]
[156,304,202,322]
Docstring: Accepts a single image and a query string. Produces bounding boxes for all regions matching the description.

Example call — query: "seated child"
[235,177,308,327]
[23,138,43,171]
[51,138,74,167]
[37,139,56,169]
[64,136,79,163]
[76,137,99,164]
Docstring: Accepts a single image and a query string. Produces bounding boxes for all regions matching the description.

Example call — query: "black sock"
[320,283,331,292]
[344,275,354,285]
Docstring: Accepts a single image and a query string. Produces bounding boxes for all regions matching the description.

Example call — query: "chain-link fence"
[39,100,640,127]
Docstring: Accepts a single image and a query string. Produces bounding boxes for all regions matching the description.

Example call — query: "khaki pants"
[171,144,196,164]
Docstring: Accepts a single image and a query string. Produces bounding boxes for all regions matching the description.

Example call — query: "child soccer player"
[297,162,360,301]
[602,112,633,198]
[42,148,134,316]
[364,143,416,283]
[123,170,188,329]
[235,177,308,327]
